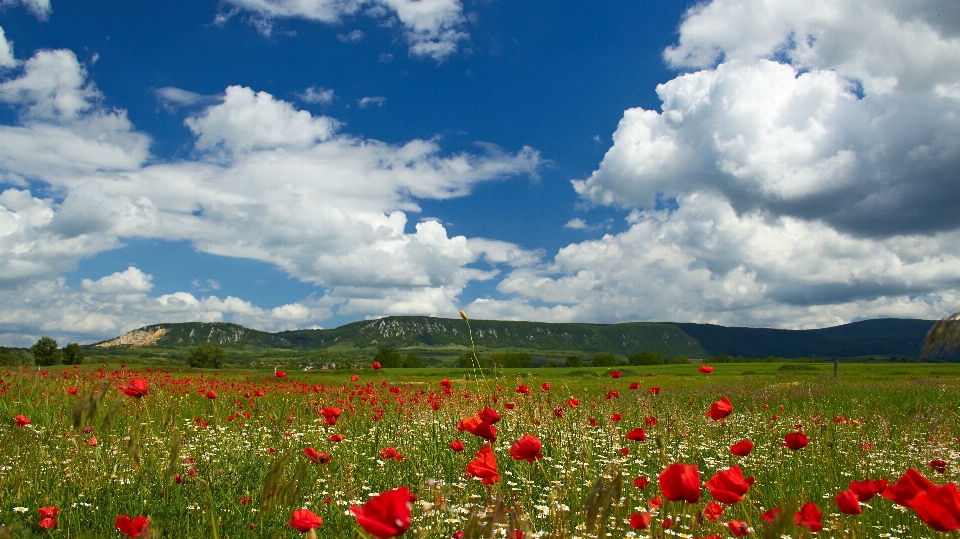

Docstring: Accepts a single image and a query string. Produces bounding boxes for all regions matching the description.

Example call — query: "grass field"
[1,361,958,538]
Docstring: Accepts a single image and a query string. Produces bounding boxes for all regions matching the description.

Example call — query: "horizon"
[2,0,959,347]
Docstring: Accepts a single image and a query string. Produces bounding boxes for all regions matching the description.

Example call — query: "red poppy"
[610,413,623,422]
[321,406,342,425]
[628,512,651,530]
[515,385,530,395]
[625,427,647,441]
[658,463,701,503]
[275,370,287,378]
[287,508,323,533]
[730,439,753,456]
[648,386,660,395]
[849,478,888,501]
[629,382,639,390]
[648,495,662,509]
[645,416,658,426]
[703,501,722,521]
[371,362,381,370]
[783,432,809,450]
[706,396,733,421]
[304,447,330,464]
[466,444,499,484]
[14,414,29,427]
[330,433,345,442]
[699,365,714,374]
[566,398,579,407]
[930,459,948,474]
[458,416,497,441]
[351,486,415,538]
[118,378,148,399]
[541,382,550,391]
[610,371,622,378]
[509,434,543,462]
[379,446,403,461]
[795,502,823,532]
[89,436,97,447]
[620,447,630,455]
[761,507,782,524]
[727,520,749,536]
[67,387,78,395]
[205,390,217,399]
[38,506,58,529]
[835,489,862,514]
[633,476,649,489]
[885,468,934,505]
[448,439,465,452]
[115,514,149,538]
[883,468,960,532]
[350,374,359,381]
[705,466,754,504]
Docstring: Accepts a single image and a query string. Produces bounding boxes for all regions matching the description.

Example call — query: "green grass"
[0,362,958,537]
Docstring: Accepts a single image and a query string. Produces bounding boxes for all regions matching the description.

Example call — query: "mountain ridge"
[89,316,943,359]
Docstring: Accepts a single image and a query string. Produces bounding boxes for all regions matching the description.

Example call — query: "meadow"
[0,361,958,538]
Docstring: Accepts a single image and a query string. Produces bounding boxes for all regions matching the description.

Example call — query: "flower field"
[1,361,959,538]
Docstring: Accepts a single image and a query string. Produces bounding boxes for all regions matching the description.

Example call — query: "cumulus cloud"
[0,27,16,69]
[221,0,467,61]
[0,45,541,343]
[0,0,50,20]
[538,0,960,328]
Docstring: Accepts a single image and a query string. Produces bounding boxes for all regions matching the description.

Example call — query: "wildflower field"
[1,360,959,538]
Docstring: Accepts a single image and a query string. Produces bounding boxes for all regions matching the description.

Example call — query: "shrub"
[373,348,403,368]
[188,343,227,368]
[629,351,663,365]
[402,353,422,368]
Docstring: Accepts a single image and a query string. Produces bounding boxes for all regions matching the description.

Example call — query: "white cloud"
[299,86,335,105]
[337,29,364,42]
[563,218,587,229]
[154,87,223,112]
[358,96,386,108]
[0,27,16,69]
[221,0,467,61]
[0,48,541,343]
[0,0,50,20]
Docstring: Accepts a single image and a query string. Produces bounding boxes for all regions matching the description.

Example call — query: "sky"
[1,0,959,346]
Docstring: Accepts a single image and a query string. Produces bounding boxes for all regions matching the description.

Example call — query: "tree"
[0,347,28,366]
[491,352,532,368]
[592,352,620,367]
[188,343,227,368]
[62,343,85,365]
[565,355,583,368]
[458,351,486,369]
[373,348,402,368]
[31,337,61,366]
[629,351,663,366]
[402,353,422,368]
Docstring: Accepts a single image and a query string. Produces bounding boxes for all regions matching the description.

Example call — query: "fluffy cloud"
[0,45,541,343]
[299,86,335,105]
[0,0,50,20]
[221,0,467,61]
[0,27,15,69]
[538,0,960,328]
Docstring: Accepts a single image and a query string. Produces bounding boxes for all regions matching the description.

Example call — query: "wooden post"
[833,358,838,378]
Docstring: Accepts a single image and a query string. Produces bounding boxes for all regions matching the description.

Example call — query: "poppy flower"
[699,365,713,374]
[727,520,749,536]
[509,434,543,462]
[835,489,862,514]
[760,507,782,524]
[350,374,359,381]
[330,433,345,442]
[379,446,403,461]
[629,382,639,390]
[446,439,464,452]
[704,466,754,504]
[14,414,29,427]
[515,385,530,395]
[645,416,658,426]
[930,459,948,474]
[466,444,499,484]
[883,468,960,532]
[648,386,660,395]
[118,378,148,399]
[566,398,579,407]
[628,512,651,530]
[458,416,497,441]
[304,447,330,464]
[633,476,649,489]
[287,508,323,533]
[610,371,622,378]
[67,387,78,395]
[38,506,57,529]
[89,436,97,447]
[783,432,809,450]
[115,514,149,538]
[351,486,415,539]
[321,406,342,425]
[541,382,551,391]
[648,495,662,509]
[703,501,722,521]
[725,440,752,457]
[849,478,888,501]
[625,428,647,441]
[658,463,701,503]
[610,413,623,422]
[371,362,381,370]
[620,447,630,455]
[205,390,217,399]
[240,496,252,505]
[707,396,733,421]
[795,502,823,532]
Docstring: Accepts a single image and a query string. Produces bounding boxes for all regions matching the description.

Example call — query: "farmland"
[1,361,958,538]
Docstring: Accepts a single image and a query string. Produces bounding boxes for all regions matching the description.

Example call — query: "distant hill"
[90,316,944,359]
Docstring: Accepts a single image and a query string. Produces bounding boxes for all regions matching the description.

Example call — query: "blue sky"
[1,0,959,346]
